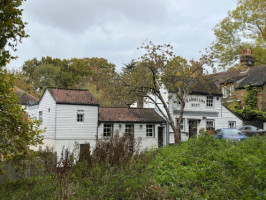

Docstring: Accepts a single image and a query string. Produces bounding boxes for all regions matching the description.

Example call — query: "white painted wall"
[98,123,165,150]
[169,94,243,143]
[28,90,57,139]
[55,104,98,140]
[28,90,99,154]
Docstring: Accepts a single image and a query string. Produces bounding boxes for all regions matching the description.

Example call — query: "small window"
[77,110,84,122]
[176,118,184,131]
[228,121,236,128]
[223,87,227,98]
[229,85,234,96]
[146,124,154,137]
[39,111,43,125]
[103,124,113,137]
[206,120,214,131]
[206,96,214,107]
[125,124,134,135]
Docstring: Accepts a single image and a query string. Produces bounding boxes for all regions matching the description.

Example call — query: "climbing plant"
[228,86,266,121]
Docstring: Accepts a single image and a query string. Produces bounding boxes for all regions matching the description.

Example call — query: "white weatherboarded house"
[28,88,99,153]
[133,80,243,143]
[98,107,166,149]
[29,88,167,154]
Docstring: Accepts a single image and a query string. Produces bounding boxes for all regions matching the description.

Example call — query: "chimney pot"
[240,49,255,68]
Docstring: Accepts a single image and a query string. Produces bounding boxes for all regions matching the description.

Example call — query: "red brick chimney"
[240,49,255,68]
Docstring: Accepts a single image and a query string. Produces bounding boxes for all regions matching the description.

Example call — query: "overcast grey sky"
[8,0,237,71]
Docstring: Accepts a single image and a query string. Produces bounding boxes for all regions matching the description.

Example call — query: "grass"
[0,135,265,199]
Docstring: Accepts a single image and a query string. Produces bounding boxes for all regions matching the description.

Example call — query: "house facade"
[210,49,266,129]
[28,88,99,153]
[28,88,166,153]
[132,80,243,143]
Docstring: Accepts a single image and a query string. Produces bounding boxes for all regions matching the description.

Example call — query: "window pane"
[146,125,154,137]
[125,124,134,134]
[77,110,85,122]
[206,96,213,107]
[104,124,113,137]
[206,120,214,131]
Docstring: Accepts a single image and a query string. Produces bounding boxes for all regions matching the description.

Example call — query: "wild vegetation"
[0,135,265,200]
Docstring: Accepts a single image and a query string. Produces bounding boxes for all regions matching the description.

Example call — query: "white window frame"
[206,96,214,108]
[176,118,185,131]
[103,124,113,137]
[228,121,236,128]
[39,111,43,125]
[77,110,85,123]
[223,86,227,98]
[125,124,134,135]
[229,85,234,96]
[146,124,155,137]
[206,120,215,131]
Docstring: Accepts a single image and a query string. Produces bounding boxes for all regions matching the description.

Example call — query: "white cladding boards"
[55,104,98,140]
[142,86,169,112]
[98,123,162,150]
[170,94,222,114]
[28,90,56,139]
[169,133,189,143]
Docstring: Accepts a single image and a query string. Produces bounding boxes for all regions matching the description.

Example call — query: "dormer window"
[229,85,234,96]
[222,86,227,98]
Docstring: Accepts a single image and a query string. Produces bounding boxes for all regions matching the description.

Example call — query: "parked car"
[238,125,266,137]
[214,128,247,141]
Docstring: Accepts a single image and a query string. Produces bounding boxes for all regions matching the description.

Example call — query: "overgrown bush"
[0,135,265,200]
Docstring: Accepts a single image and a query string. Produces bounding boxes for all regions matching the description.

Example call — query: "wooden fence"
[0,152,57,184]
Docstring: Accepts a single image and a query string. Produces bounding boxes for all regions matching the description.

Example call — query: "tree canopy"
[211,0,266,67]
[0,0,43,173]
[0,0,28,67]
[119,41,211,143]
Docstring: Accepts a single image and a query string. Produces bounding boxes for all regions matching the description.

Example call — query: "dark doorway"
[189,120,198,138]
[158,127,164,147]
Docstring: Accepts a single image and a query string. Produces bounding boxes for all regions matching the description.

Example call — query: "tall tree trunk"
[174,101,185,143]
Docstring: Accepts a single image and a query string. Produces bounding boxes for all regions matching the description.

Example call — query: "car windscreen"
[223,129,240,136]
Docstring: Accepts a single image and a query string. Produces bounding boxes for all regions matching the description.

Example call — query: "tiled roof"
[208,65,266,88]
[237,65,266,88]
[99,107,166,123]
[14,86,39,105]
[47,88,99,105]
[207,69,243,88]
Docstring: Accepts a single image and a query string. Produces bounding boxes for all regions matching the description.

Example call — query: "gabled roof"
[14,86,39,106]
[99,107,166,123]
[47,88,99,105]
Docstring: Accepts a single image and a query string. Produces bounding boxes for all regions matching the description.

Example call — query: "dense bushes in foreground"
[0,135,265,200]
